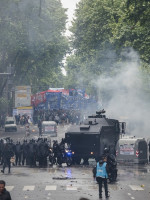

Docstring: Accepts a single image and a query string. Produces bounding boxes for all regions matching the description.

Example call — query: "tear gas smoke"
[95,48,150,138]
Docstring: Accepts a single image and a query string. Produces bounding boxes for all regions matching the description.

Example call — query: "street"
[0,125,150,200]
[0,1,149,199]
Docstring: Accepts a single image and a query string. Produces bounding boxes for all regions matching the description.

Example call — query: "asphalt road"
[0,124,150,200]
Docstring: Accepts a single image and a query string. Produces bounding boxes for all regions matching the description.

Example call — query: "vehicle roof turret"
[66,110,120,134]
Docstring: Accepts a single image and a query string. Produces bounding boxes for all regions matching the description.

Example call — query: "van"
[116,136,148,164]
[5,117,17,132]
[41,121,57,137]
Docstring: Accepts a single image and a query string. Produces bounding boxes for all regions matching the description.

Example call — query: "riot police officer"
[27,140,37,167]
[15,141,22,166]
[36,138,49,167]
[103,147,118,182]
[1,143,14,174]
[57,139,65,166]
[22,140,28,166]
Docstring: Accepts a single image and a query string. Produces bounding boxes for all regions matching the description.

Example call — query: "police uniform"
[93,159,109,199]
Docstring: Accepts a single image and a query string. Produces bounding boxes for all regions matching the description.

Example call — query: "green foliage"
[0,97,9,113]
[0,0,69,94]
[71,0,113,58]
[110,0,150,63]
[65,0,150,95]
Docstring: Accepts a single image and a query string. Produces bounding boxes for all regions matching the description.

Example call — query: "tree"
[110,0,150,63]
[66,0,121,94]
[0,0,69,95]
[65,0,150,95]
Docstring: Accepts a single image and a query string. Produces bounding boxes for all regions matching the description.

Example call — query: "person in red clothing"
[0,180,12,200]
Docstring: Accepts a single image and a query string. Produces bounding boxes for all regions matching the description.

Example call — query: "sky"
[60,0,80,74]
[61,0,80,33]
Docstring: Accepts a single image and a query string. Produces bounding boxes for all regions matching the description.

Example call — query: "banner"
[31,91,46,107]
[45,92,61,110]
[32,89,97,111]
[15,86,31,107]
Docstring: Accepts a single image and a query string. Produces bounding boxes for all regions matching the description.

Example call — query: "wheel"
[66,157,72,166]
[57,157,62,166]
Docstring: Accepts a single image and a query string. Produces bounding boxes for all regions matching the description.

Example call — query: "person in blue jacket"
[93,156,109,199]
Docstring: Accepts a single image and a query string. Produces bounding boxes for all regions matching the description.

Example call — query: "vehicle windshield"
[5,121,15,124]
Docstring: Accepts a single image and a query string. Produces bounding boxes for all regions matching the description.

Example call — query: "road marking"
[5,184,99,191]
[129,185,144,190]
[66,185,77,190]
[45,186,57,190]
[131,197,135,199]
[23,186,35,191]
[129,185,144,191]
[5,186,14,191]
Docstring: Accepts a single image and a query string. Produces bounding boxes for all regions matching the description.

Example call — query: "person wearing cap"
[93,156,109,199]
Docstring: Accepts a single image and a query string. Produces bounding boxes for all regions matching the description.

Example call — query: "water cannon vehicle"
[65,110,125,165]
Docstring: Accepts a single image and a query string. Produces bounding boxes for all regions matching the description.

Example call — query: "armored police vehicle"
[116,136,148,164]
[65,110,124,164]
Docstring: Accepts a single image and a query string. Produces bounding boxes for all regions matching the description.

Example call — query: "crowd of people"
[0,136,111,199]
[0,108,90,130]
[33,109,83,125]
[14,114,32,125]
[0,136,112,199]
[0,137,69,174]
[0,109,112,199]
[0,113,31,127]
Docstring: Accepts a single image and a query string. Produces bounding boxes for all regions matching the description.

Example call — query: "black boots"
[99,194,110,199]
[1,169,11,173]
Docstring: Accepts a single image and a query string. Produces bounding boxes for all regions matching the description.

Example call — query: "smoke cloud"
[95,48,150,138]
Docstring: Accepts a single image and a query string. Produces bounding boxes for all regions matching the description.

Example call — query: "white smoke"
[95,49,150,138]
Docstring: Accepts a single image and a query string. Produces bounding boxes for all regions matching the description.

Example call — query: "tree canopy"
[65,0,150,95]
[0,0,150,113]
[0,0,69,95]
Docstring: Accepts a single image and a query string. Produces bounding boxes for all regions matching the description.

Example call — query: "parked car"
[5,117,17,132]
